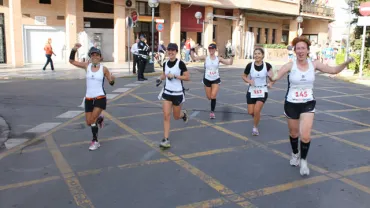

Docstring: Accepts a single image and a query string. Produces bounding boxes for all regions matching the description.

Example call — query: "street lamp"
[195,12,214,47]
[149,0,159,64]
[296,16,303,37]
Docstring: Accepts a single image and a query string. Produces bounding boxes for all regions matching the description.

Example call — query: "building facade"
[0,0,334,67]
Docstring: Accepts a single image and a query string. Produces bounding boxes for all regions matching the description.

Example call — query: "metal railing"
[300,3,334,18]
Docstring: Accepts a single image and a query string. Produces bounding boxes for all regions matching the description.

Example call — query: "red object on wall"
[181,6,205,32]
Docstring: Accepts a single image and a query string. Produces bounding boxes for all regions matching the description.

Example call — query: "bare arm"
[190,50,206,61]
[103,67,115,84]
[242,73,254,86]
[175,71,190,81]
[69,43,89,70]
[219,56,234,65]
[314,57,354,74]
[268,62,293,82]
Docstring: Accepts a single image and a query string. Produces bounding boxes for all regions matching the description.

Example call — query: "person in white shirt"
[156,43,190,148]
[131,39,139,74]
[242,48,275,136]
[69,43,116,151]
[269,36,354,176]
[190,43,234,119]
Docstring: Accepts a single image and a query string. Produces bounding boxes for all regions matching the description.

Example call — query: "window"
[0,0,3,6]
[39,0,51,4]
[249,27,253,32]
[257,28,261,44]
[264,28,268,44]
[272,29,276,44]
[213,25,216,40]
[303,34,318,44]
[83,0,113,14]
[197,32,202,45]
[136,1,160,17]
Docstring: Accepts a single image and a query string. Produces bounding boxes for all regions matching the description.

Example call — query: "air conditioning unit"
[126,0,134,8]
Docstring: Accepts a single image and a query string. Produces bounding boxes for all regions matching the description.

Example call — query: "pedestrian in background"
[43,38,56,71]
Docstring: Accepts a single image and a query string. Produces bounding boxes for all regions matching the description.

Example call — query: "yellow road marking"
[0,113,84,161]
[316,93,370,99]
[143,124,207,135]
[340,178,370,195]
[103,110,256,208]
[267,134,325,145]
[135,92,331,176]
[45,135,94,207]
[181,145,250,159]
[242,175,331,199]
[0,82,147,161]
[338,166,370,177]
[318,88,347,95]
[322,98,361,109]
[60,135,133,148]
[176,198,228,208]
[0,176,61,191]
[322,111,370,128]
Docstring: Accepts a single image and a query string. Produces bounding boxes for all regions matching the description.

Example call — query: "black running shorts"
[246,92,268,104]
[284,100,316,119]
[162,93,184,106]
[85,97,107,112]
[203,78,221,88]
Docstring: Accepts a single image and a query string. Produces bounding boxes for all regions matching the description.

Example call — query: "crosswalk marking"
[106,94,119,100]
[4,138,29,149]
[56,111,84,119]
[26,122,61,133]
[125,83,141,87]
[113,88,131,93]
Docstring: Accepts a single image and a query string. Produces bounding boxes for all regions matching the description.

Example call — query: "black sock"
[290,136,299,154]
[300,141,311,160]
[91,123,98,142]
[211,99,216,112]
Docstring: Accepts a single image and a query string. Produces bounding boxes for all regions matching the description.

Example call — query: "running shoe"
[300,159,310,176]
[290,152,300,166]
[182,110,188,123]
[252,127,259,136]
[159,138,171,148]
[210,112,216,119]
[89,141,100,151]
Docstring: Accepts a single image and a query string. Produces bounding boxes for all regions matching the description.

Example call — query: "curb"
[0,116,10,147]
[118,71,162,79]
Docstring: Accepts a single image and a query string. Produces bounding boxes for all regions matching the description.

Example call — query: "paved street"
[1,65,370,208]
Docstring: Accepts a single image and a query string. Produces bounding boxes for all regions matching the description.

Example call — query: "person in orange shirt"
[43,38,56,71]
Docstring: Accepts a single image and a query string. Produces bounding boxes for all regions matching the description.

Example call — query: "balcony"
[300,3,334,19]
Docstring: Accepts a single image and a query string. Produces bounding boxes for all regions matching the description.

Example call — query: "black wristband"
[69,49,77,61]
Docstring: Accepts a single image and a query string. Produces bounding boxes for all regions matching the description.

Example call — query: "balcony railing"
[300,3,334,18]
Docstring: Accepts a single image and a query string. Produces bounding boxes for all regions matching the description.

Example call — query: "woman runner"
[69,43,116,151]
[190,43,234,119]
[242,48,274,136]
[157,43,190,148]
[269,36,354,176]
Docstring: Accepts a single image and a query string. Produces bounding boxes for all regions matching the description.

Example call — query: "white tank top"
[204,56,220,81]
[248,61,268,98]
[85,63,106,98]
[286,59,315,103]
[164,59,184,96]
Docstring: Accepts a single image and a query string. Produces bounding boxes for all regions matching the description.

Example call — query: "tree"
[349,0,370,74]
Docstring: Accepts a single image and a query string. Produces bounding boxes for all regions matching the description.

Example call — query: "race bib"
[250,86,265,98]
[205,68,219,80]
[290,88,313,102]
